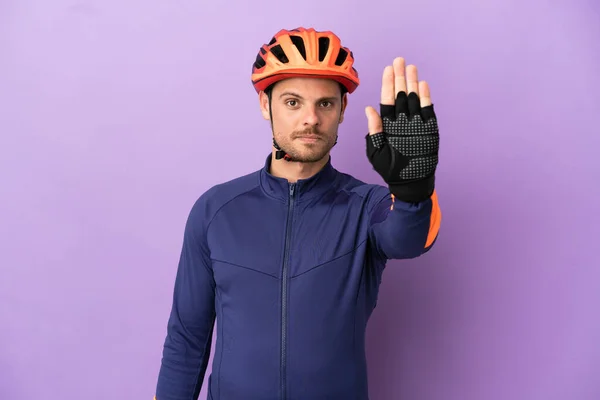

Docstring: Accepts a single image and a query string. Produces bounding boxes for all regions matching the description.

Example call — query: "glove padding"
[366,91,439,203]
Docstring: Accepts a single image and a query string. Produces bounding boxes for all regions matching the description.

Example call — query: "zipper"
[280,182,295,400]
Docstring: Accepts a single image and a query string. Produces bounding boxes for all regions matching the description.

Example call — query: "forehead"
[272,77,341,98]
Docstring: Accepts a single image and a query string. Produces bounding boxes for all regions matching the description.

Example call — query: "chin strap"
[273,140,293,161]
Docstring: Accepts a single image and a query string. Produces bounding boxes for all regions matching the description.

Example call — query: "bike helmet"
[251,27,360,94]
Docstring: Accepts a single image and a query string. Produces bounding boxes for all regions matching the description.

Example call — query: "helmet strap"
[268,89,294,161]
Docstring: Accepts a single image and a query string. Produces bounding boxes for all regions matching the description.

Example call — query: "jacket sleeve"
[368,186,441,260]
[155,196,216,400]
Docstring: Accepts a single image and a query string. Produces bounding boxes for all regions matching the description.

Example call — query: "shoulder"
[188,169,261,225]
[334,169,391,206]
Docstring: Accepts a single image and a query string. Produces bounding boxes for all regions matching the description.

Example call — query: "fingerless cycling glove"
[366,91,439,203]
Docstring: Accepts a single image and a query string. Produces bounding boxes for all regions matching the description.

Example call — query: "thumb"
[365,106,382,136]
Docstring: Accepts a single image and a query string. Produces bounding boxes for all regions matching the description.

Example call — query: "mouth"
[296,135,321,143]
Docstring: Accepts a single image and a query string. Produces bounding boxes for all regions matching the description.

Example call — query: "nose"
[303,104,320,127]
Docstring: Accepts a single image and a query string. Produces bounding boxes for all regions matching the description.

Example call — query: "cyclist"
[155,26,441,400]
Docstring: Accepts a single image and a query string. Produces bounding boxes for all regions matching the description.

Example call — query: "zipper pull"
[289,183,295,197]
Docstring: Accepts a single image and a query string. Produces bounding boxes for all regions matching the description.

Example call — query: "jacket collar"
[259,153,339,202]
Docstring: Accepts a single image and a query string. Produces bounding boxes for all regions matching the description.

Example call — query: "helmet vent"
[334,48,348,66]
[290,35,306,60]
[270,45,289,63]
[254,54,266,69]
[318,37,330,61]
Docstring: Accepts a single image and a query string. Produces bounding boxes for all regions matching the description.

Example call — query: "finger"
[365,106,383,135]
[408,92,421,117]
[419,81,432,107]
[395,91,408,117]
[393,57,406,96]
[406,64,419,96]
[381,66,395,106]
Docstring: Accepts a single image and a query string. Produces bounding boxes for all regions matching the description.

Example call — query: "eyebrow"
[279,91,338,101]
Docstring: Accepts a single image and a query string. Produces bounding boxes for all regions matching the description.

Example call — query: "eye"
[286,99,298,107]
[320,101,333,108]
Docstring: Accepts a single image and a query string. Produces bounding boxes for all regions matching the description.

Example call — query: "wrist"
[389,175,435,204]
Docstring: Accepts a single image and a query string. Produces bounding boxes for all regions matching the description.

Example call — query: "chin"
[293,149,330,163]
[278,139,333,163]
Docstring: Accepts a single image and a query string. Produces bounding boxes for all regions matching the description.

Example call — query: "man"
[154,27,441,400]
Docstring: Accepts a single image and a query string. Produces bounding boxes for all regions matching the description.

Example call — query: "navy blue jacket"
[155,154,441,400]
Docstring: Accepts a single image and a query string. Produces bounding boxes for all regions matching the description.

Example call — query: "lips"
[296,135,321,140]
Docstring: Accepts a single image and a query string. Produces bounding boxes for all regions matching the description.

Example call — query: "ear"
[259,91,270,121]
[339,93,348,123]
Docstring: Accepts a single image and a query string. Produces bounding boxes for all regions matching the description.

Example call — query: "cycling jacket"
[155,154,441,400]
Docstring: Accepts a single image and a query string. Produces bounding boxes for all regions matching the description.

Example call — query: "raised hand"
[365,57,440,203]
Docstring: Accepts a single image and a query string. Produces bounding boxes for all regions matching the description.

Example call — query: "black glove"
[366,91,439,203]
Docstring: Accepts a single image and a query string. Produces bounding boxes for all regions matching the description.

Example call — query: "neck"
[269,149,330,183]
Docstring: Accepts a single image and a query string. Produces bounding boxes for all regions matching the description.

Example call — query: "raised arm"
[365,57,442,260]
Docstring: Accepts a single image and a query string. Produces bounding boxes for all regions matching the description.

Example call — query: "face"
[260,77,348,163]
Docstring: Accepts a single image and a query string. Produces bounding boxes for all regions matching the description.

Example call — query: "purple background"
[1,0,599,399]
